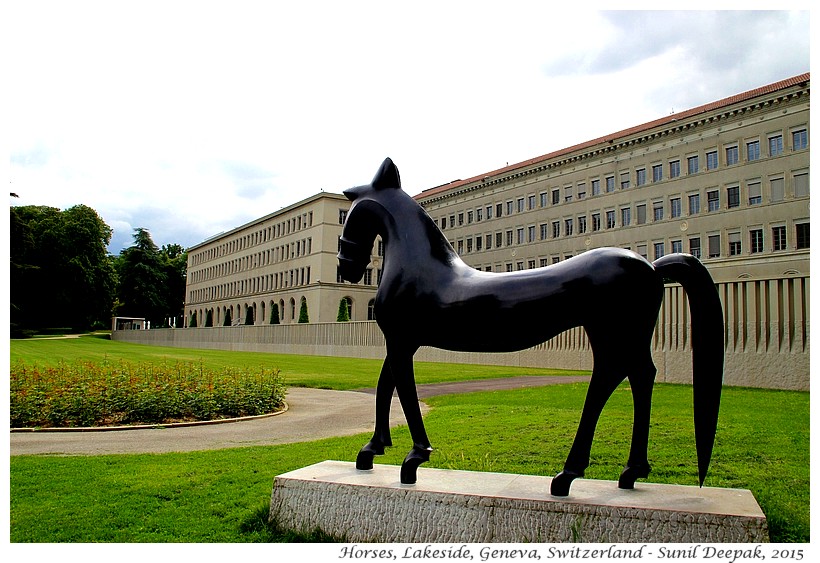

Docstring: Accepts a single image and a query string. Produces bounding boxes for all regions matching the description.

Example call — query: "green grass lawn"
[9,334,588,389]
[9,337,810,543]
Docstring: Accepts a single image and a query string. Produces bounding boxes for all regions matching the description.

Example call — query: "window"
[564,186,573,202]
[496,203,503,217]
[796,223,810,249]
[458,212,464,226]
[652,164,663,182]
[466,238,473,253]
[620,172,630,189]
[708,234,721,258]
[793,128,808,150]
[707,190,719,212]
[592,213,601,231]
[747,140,760,161]
[794,173,809,197]
[528,260,536,269]
[339,209,348,224]
[769,135,783,157]
[687,155,699,174]
[706,150,718,170]
[506,201,514,215]
[517,198,525,213]
[539,193,548,207]
[605,176,615,192]
[727,186,740,208]
[729,232,741,256]
[506,230,514,246]
[770,177,785,202]
[606,210,616,229]
[637,244,647,259]
[636,169,646,186]
[670,197,681,218]
[475,236,482,251]
[552,189,560,205]
[476,208,483,222]
[577,183,586,199]
[688,194,700,215]
[577,215,587,234]
[496,232,503,248]
[772,226,786,251]
[671,240,682,254]
[528,194,536,210]
[528,225,536,243]
[636,204,646,224]
[449,215,455,228]
[726,146,739,165]
[540,258,548,268]
[441,218,447,230]
[591,179,600,196]
[486,234,493,250]
[564,219,573,236]
[653,202,664,221]
[621,207,631,227]
[552,221,560,238]
[516,262,524,271]
[748,182,762,205]
[467,210,473,224]
[540,223,549,240]
[669,160,681,178]
[517,228,525,245]
[750,229,764,254]
[457,240,464,254]
[653,242,665,260]
[689,237,701,259]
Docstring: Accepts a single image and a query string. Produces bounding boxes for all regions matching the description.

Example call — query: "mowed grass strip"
[10,383,809,543]
[9,335,589,390]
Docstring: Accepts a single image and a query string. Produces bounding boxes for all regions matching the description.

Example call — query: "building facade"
[184,192,381,327]
[184,73,809,332]
[417,73,810,283]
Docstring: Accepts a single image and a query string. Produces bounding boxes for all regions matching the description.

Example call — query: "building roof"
[416,72,810,201]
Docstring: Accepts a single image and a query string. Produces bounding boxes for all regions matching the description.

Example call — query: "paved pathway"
[9,376,589,456]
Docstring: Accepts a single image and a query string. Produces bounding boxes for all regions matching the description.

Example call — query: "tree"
[270,303,280,324]
[114,228,168,327]
[298,297,310,323]
[336,297,351,322]
[223,308,232,326]
[190,311,198,328]
[245,306,254,325]
[160,243,188,328]
[204,309,213,327]
[10,204,116,333]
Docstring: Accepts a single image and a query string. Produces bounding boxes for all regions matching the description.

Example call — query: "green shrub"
[10,360,286,428]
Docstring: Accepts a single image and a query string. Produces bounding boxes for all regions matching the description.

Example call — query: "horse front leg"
[356,358,395,470]
[387,345,432,484]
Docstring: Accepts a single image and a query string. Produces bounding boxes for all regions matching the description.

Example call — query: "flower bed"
[10,360,286,428]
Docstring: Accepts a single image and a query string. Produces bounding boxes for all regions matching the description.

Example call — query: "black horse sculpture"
[338,158,723,496]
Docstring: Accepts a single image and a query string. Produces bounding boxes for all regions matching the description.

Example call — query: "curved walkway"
[9,376,589,456]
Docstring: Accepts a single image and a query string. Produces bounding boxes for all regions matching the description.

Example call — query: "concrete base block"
[269,461,768,543]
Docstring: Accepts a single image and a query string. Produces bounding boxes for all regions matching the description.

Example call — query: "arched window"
[367,299,376,320]
[343,296,353,320]
[290,298,296,321]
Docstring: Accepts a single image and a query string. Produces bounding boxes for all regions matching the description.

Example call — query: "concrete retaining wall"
[113,277,809,391]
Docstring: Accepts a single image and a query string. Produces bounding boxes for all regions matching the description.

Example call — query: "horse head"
[337,158,402,283]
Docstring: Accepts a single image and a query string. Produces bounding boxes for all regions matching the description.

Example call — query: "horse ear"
[371,158,401,190]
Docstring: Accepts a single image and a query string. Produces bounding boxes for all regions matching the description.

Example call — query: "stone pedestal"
[269,461,768,543]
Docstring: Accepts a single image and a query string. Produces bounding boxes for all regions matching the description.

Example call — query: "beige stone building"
[185,192,381,326]
[185,73,809,329]
[417,73,810,283]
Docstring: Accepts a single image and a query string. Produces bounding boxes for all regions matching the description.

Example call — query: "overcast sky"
[7,3,811,254]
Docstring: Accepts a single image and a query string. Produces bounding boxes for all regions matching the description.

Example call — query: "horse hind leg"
[618,360,657,489]
[551,366,624,496]
[356,358,395,470]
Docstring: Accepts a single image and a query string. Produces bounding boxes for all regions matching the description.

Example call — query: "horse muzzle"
[337,237,371,283]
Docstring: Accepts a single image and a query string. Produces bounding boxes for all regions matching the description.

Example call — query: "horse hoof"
[551,470,582,497]
[400,445,432,484]
[618,463,651,489]
[355,440,386,470]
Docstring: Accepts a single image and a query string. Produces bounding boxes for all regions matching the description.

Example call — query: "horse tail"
[652,253,724,487]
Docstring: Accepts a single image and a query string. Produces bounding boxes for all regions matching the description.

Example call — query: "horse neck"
[381,196,460,270]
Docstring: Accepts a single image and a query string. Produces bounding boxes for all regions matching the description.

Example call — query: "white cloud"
[7,3,811,251]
